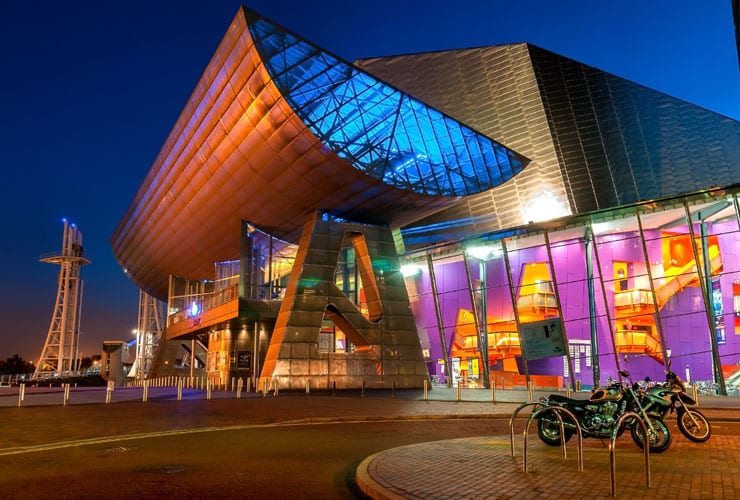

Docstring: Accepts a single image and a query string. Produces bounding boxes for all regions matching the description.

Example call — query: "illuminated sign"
[188,302,201,317]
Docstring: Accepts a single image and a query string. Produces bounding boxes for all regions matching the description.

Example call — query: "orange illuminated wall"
[207,330,231,384]
[519,262,551,295]
[614,261,628,291]
[450,309,522,364]
[613,232,723,363]
[662,232,721,276]
[517,262,558,322]
[734,281,740,333]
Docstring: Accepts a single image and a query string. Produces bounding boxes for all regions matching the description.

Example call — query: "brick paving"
[357,431,740,499]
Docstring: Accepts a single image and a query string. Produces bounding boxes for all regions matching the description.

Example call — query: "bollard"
[246,378,251,393]
[231,377,235,393]
[423,379,428,401]
[177,379,183,401]
[332,381,336,397]
[143,381,149,402]
[457,383,462,401]
[305,379,310,395]
[262,378,268,398]
[273,379,279,397]
[18,383,25,407]
[362,380,366,399]
[692,384,699,407]
[236,378,243,399]
[527,381,533,402]
[566,382,571,398]
[207,380,212,400]
[105,380,114,404]
[63,383,70,405]
[491,381,496,403]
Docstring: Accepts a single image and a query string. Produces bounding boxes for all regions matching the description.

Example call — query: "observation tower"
[33,219,90,379]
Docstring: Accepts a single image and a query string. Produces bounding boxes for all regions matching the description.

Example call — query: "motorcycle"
[640,370,711,442]
[536,370,672,453]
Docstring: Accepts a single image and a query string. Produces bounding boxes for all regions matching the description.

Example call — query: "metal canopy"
[111,7,528,300]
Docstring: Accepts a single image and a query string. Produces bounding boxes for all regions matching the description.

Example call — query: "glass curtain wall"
[504,233,565,388]
[403,188,740,394]
[431,253,478,387]
[592,213,666,384]
[548,226,613,388]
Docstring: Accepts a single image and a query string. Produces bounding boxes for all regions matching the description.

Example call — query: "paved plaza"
[1,385,739,498]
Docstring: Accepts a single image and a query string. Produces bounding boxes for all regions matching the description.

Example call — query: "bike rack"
[523,406,584,474]
[509,403,651,495]
[508,402,541,457]
[609,411,651,496]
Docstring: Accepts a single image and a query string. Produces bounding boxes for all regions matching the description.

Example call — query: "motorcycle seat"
[549,394,590,406]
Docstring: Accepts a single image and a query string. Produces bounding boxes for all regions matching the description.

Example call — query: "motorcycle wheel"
[677,408,711,442]
[537,416,574,446]
[630,416,671,453]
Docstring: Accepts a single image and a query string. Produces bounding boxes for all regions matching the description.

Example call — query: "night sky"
[1,0,738,363]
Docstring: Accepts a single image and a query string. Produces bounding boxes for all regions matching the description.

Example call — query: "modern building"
[112,7,740,394]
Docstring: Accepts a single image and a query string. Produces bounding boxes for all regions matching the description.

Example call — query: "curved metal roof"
[111,7,528,300]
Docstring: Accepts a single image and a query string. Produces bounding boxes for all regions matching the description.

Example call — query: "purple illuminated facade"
[404,208,740,393]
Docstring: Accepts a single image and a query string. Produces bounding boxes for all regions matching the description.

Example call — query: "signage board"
[519,318,565,360]
[237,350,252,370]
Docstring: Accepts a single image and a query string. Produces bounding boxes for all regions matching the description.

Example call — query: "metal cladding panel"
[356,45,567,246]
[359,44,740,248]
[112,8,534,299]
[112,9,463,300]
[528,44,740,213]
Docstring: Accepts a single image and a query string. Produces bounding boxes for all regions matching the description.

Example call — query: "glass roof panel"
[247,11,529,196]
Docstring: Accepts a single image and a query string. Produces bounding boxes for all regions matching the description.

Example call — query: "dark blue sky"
[1,0,738,362]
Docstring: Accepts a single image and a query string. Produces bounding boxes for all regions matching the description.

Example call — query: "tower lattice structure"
[33,220,90,379]
[129,289,164,380]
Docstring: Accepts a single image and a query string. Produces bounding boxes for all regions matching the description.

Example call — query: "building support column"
[462,251,489,389]
[584,227,600,387]
[543,230,576,390]
[427,254,452,388]
[686,209,727,396]
[501,239,531,386]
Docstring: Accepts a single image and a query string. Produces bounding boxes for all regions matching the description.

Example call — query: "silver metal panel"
[359,44,740,248]
[356,44,570,244]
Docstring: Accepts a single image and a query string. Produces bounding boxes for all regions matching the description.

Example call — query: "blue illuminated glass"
[246,11,529,197]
